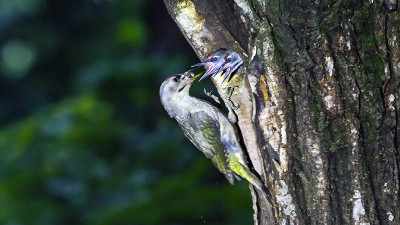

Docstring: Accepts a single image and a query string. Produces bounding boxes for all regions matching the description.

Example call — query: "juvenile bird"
[191,50,227,81]
[191,50,243,83]
[218,50,243,83]
[160,71,269,198]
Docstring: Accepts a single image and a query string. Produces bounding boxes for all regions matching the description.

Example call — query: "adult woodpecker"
[160,71,270,199]
[191,50,243,83]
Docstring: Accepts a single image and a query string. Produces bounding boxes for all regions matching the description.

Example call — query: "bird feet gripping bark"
[204,86,239,124]
[203,88,221,104]
[224,86,239,124]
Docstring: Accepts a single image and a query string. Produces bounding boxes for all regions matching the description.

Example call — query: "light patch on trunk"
[388,94,395,103]
[255,44,288,171]
[383,182,391,194]
[233,0,255,21]
[347,41,351,50]
[250,46,257,62]
[175,1,204,34]
[174,0,211,54]
[324,95,335,109]
[306,137,326,196]
[266,68,279,105]
[352,190,366,221]
[387,211,394,221]
[281,123,287,145]
[347,119,371,224]
[350,124,358,148]
[263,41,271,59]
[276,180,297,222]
[307,138,321,159]
[261,34,276,64]
[326,56,334,76]
[349,121,360,156]
[280,117,288,172]
[259,100,288,172]
[351,127,358,134]
[388,94,396,111]
[352,93,358,101]
[259,104,277,144]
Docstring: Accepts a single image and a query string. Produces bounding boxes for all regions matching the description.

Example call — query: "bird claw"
[224,86,239,123]
[220,56,244,84]
[225,86,239,108]
[204,88,221,104]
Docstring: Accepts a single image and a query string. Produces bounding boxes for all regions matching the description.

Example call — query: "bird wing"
[179,110,234,184]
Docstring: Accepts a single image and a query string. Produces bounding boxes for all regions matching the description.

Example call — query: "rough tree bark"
[163,0,400,224]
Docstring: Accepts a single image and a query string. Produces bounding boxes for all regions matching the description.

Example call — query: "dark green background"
[0,0,252,224]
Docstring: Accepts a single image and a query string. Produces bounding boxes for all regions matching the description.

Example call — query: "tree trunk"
[163,0,400,224]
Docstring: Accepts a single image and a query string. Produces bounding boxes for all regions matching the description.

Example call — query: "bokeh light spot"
[1,40,36,78]
[117,20,148,46]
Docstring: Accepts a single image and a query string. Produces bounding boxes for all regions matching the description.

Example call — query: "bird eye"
[213,57,218,62]
[172,75,181,82]
[227,57,232,62]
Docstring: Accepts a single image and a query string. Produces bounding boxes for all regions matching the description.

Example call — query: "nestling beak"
[191,62,206,68]
[191,58,217,81]
[199,66,219,81]
[221,60,243,83]
[191,57,213,68]
[213,66,225,78]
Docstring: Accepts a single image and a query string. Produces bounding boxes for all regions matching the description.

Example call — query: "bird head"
[160,71,198,98]
[219,51,243,83]
[191,50,228,81]
[160,71,199,118]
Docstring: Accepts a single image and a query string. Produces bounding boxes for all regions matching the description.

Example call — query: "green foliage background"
[0,0,252,224]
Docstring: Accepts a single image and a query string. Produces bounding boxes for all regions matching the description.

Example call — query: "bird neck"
[162,92,192,119]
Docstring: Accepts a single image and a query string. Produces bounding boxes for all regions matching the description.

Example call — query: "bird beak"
[191,57,218,81]
[191,62,206,68]
[193,72,202,79]
[186,72,197,81]
[191,56,214,68]
[183,71,200,84]
[221,60,243,83]
[213,66,225,77]
[198,67,216,81]
[174,72,194,92]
